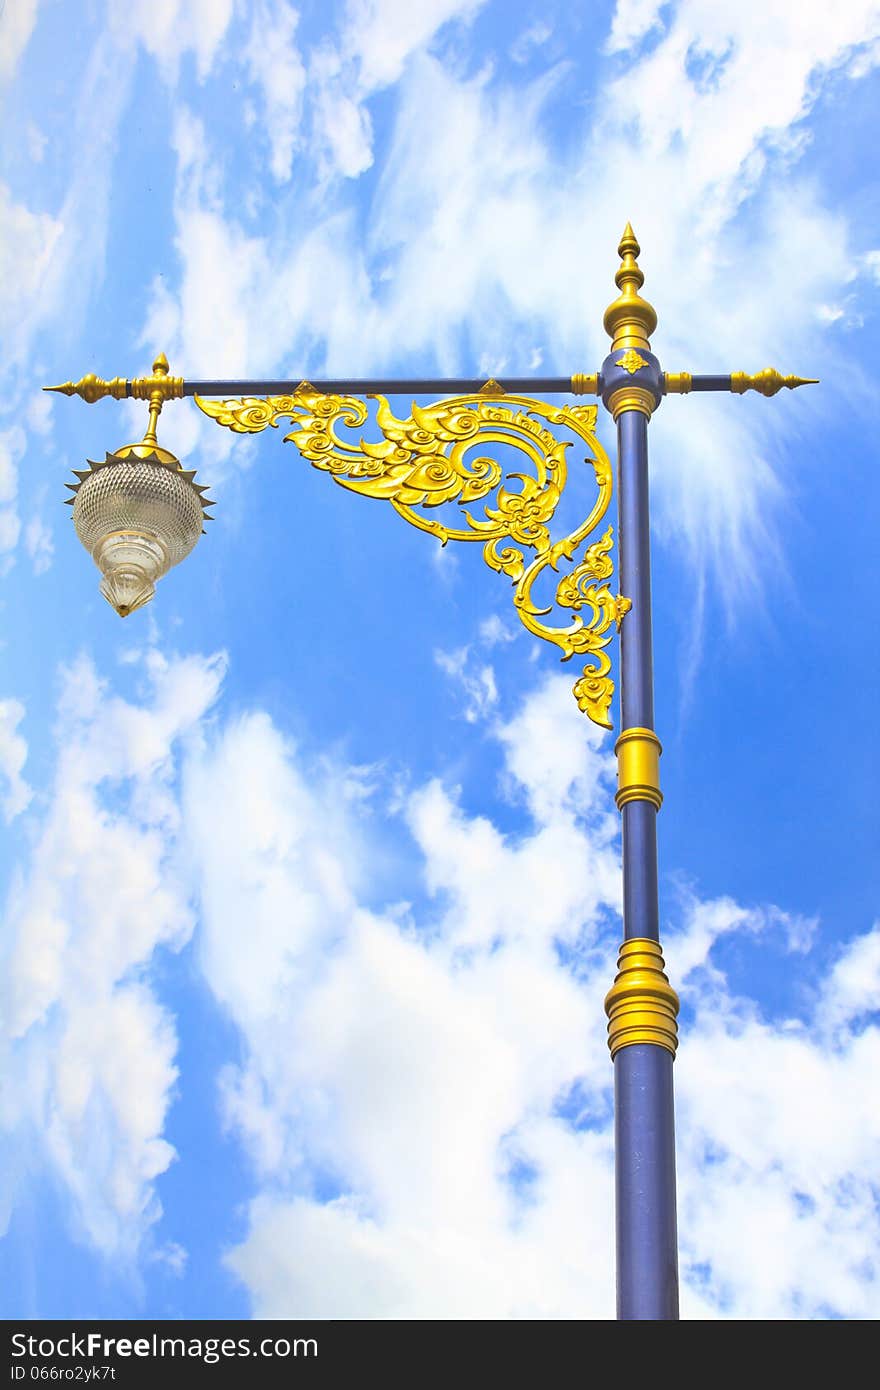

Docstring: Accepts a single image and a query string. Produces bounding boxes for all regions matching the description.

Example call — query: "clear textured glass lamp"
[64,381,214,616]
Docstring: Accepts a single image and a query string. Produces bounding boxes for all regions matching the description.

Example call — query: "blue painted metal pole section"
[617,411,660,935]
[615,1043,678,1318]
[613,406,679,1319]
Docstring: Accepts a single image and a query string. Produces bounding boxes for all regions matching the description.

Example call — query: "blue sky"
[0,0,878,1320]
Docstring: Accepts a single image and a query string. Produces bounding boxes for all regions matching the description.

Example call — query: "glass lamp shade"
[71,444,209,616]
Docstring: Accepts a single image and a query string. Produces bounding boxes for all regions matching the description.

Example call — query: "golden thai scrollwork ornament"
[196,389,630,729]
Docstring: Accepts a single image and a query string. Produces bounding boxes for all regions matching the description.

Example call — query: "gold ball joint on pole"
[604,939,679,1058]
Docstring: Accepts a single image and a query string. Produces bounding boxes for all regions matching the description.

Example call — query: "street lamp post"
[47,227,816,1320]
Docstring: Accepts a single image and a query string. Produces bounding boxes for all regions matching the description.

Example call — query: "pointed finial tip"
[619,221,640,257]
[153,352,169,375]
[788,375,820,389]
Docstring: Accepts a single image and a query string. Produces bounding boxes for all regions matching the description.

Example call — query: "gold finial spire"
[44,374,128,403]
[730,369,820,396]
[604,223,657,354]
[43,355,184,405]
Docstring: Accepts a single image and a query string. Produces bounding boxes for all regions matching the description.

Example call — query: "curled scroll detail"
[196,391,628,728]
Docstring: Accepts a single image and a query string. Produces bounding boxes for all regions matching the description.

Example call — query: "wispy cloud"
[2,644,875,1315]
[0,649,226,1258]
[179,668,877,1318]
[0,699,32,822]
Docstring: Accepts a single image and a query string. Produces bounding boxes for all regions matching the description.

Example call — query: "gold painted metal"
[603,223,657,354]
[615,726,662,810]
[196,390,628,728]
[58,352,216,527]
[129,352,185,402]
[63,356,215,530]
[730,368,819,396]
[45,352,185,405]
[617,349,649,375]
[571,373,599,395]
[604,938,679,1059]
[606,384,656,421]
[45,374,129,403]
[143,354,171,447]
[664,373,692,394]
[614,594,632,630]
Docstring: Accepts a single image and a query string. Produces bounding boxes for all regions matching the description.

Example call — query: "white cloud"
[510,20,552,64]
[817,926,880,1037]
[478,613,516,646]
[115,0,235,82]
[3,647,875,1315]
[606,0,880,154]
[24,514,53,574]
[174,669,879,1318]
[0,426,22,504]
[25,391,53,436]
[606,0,667,54]
[0,648,226,1257]
[434,644,499,722]
[666,889,817,982]
[493,673,617,827]
[163,109,273,383]
[0,188,63,373]
[0,699,32,821]
[343,0,485,92]
[0,31,141,393]
[178,673,618,1317]
[25,120,47,163]
[298,0,486,179]
[863,249,880,283]
[243,1,306,183]
[309,47,375,179]
[0,0,39,83]
[676,1001,880,1318]
[0,0,236,392]
[0,424,24,568]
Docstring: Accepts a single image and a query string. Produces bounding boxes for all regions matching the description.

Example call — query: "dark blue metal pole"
[601,225,680,1320]
[613,407,679,1320]
[615,1044,678,1318]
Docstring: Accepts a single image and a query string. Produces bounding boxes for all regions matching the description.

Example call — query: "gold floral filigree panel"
[196,390,628,729]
